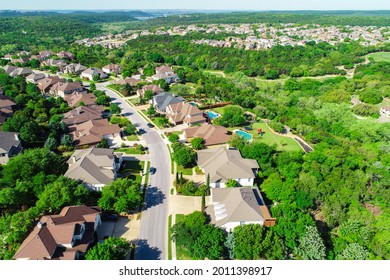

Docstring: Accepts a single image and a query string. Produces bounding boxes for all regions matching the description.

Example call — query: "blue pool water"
[235,130,253,141]
[206,111,221,120]
[189,102,197,106]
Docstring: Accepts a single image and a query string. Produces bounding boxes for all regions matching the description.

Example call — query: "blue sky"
[2,0,390,11]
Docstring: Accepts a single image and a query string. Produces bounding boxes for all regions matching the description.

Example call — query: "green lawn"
[167,144,174,174]
[177,165,193,176]
[212,107,226,115]
[175,214,192,260]
[168,215,172,260]
[121,160,145,185]
[251,122,301,152]
[116,147,142,154]
[126,134,139,141]
[366,52,390,62]
[376,97,390,109]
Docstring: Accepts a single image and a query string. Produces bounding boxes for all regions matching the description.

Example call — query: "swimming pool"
[206,111,221,120]
[235,130,253,141]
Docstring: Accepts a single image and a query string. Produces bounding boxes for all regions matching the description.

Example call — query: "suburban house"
[63,91,97,107]
[3,54,13,61]
[197,146,259,188]
[26,72,46,84]
[11,57,30,64]
[80,68,108,80]
[62,106,103,126]
[14,205,101,260]
[136,84,164,98]
[0,132,23,165]
[380,106,390,116]
[102,63,122,75]
[149,71,179,84]
[4,66,32,77]
[41,59,67,70]
[68,119,121,147]
[37,76,66,93]
[63,63,87,75]
[0,95,16,125]
[152,92,185,113]
[65,147,122,191]
[57,51,74,60]
[206,187,276,232]
[116,77,141,87]
[165,102,207,126]
[49,82,84,98]
[39,50,54,60]
[183,124,230,146]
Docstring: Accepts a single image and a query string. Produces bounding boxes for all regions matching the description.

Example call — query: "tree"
[44,137,57,151]
[144,90,154,100]
[233,224,265,260]
[154,116,169,127]
[146,105,156,117]
[89,82,96,91]
[226,179,238,188]
[92,74,100,82]
[337,243,370,260]
[295,226,326,260]
[60,134,73,146]
[98,179,142,213]
[124,123,136,135]
[168,133,179,143]
[97,95,111,106]
[110,103,121,115]
[265,69,280,79]
[172,144,196,167]
[19,121,41,144]
[192,225,227,260]
[1,148,64,185]
[217,105,246,127]
[96,138,109,148]
[36,176,90,213]
[190,137,204,150]
[85,237,130,260]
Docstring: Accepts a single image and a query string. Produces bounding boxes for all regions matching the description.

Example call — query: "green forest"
[0,11,390,260]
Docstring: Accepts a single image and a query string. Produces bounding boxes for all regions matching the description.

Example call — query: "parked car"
[149,167,156,175]
[138,128,146,134]
[147,123,155,128]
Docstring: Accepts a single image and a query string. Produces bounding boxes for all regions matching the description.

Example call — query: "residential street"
[98,83,171,260]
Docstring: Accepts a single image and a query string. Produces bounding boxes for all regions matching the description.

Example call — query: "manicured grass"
[116,147,142,154]
[175,214,192,260]
[126,134,139,141]
[169,131,182,136]
[122,160,145,172]
[251,122,301,152]
[194,166,204,175]
[376,97,390,109]
[144,161,150,187]
[366,52,390,62]
[168,215,172,260]
[177,165,193,176]
[213,107,226,115]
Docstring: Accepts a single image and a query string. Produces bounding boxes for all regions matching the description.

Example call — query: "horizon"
[2,0,390,11]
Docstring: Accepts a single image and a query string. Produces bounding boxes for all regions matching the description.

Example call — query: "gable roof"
[65,147,116,185]
[65,63,87,73]
[37,76,65,92]
[68,119,121,146]
[26,72,46,82]
[62,105,103,125]
[197,147,259,183]
[153,92,184,112]
[14,205,100,260]
[0,132,20,154]
[206,187,271,227]
[0,95,16,109]
[63,91,97,107]
[116,77,141,86]
[156,65,174,74]
[51,82,83,93]
[166,102,205,124]
[184,124,229,146]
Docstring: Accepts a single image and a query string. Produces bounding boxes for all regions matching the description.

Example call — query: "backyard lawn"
[251,122,302,152]
[366,52,390,62]
[174,214,192,260]
[126,134,139,141]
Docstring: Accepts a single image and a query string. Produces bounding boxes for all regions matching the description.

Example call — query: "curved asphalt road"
[98,83,170,260]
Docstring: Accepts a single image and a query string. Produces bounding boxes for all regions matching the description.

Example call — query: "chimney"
[37,222,43,229]
[71,155,77,163]
[77,107,81,115]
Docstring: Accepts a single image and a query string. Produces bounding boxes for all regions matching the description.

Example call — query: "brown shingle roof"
[63,91,97,107]
[184,124,229,146]
[14,206,100,260]
[68,119,121,147]
[166,102,206,124]
[62,106,103,125]
[37,76,65,92]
